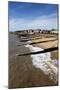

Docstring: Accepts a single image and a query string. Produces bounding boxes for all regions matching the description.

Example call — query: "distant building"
[15,29,58,35]
[51,29,58,34]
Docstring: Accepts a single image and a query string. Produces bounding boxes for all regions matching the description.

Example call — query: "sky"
[8,1,58,31]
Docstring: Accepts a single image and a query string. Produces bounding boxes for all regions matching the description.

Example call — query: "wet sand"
[9,33,58,89]
[31,35,58,60]
[32,37,58,48]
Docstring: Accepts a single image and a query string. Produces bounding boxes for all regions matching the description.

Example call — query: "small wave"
[25,44,58,83]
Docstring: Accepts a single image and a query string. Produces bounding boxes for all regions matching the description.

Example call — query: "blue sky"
[8,2,58,31]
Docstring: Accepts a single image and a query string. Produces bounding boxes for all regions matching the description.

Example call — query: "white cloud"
[9,13,58,31]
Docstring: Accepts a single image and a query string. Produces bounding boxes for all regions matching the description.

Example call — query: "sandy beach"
[9,33,58,89]
[31,34,58,60]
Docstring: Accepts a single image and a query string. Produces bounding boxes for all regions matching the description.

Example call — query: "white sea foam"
[25,44,58,82]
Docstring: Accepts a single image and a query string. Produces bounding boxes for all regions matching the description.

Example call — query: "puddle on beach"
[25,44,58,83]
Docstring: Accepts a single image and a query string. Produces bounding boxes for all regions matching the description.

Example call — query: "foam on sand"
[25,44,58,83]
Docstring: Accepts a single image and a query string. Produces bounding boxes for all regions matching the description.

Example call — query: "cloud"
[9,13,58,31]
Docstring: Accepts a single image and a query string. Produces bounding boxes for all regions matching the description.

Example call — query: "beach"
[9,33,58,88]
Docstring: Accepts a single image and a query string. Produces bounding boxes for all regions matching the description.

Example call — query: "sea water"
[25,44,58,83]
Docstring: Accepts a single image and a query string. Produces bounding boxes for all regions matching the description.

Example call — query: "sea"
[9,33,58,88]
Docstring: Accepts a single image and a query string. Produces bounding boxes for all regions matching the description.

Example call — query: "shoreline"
[9,33,58,88]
